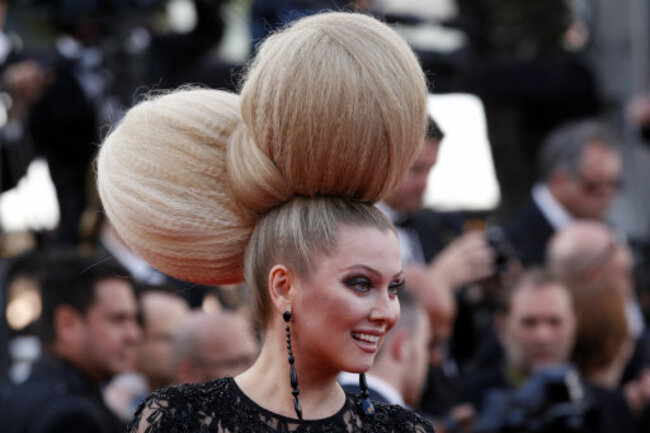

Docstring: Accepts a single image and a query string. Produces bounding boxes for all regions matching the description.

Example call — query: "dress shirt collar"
[338,371,405,407]
[532,183,573,231]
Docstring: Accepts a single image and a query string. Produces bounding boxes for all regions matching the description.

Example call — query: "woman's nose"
[368,291,399,325]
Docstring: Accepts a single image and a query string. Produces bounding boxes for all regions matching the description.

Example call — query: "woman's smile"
[291,225,403,373]
[350,330,385,353]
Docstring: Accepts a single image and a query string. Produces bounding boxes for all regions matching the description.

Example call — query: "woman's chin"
[341,358,374,374]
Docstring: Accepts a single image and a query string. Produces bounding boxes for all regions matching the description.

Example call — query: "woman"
[97,12,433,432]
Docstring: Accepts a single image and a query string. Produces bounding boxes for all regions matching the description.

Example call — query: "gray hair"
[538,119,618,181]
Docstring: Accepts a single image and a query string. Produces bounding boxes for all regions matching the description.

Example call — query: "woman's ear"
[268,264,294,314]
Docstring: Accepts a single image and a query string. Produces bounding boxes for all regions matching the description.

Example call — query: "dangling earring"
[359,373,375,415]
[283,310,302,419]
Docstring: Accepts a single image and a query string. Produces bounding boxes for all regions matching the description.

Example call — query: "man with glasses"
[503,119,622,266]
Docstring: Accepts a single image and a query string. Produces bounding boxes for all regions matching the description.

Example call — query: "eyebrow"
[343,264,404,280]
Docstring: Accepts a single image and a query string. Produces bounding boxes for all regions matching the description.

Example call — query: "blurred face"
[609,244,634,299]
[403,308,431,407]
[80,278,141,382]
[138,292,190,389]
[384,138,439,213]
[559,142,621,219]
[292,225,403,376]
[503,283,576,376]
[192,315,258,382]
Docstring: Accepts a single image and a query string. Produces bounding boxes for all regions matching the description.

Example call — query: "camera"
[484,226,517,279]
[474,365,598,433]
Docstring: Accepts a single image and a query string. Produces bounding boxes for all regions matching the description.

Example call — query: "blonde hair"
[97,13,427,303]
[230,13,427,212]
[97,89,251,284]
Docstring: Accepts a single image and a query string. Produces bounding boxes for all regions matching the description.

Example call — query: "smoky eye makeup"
[388,278,405,296]
[343,275,373,293]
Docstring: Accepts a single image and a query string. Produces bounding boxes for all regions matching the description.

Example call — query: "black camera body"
[474,365,598,433]
[484,226,516,279]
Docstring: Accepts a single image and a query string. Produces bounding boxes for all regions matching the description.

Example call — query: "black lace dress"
[129,377,435,433]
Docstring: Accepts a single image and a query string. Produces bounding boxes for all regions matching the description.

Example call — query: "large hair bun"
[97,89,253,285]
[229,12,428,213]
[97,12,428,285]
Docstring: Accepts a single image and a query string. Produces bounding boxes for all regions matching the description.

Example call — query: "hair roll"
[230,12,428,213]
[97,89,253,284]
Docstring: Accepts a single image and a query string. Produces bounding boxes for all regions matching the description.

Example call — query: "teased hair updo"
[97,12,427,289]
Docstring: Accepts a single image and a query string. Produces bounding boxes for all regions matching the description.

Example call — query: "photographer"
[465,268,637,432]
[461,269,577,410]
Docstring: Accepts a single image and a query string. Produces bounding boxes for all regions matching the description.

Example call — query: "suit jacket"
[0,355,123,433]
[397,208,465,263]
[502,197,555,266]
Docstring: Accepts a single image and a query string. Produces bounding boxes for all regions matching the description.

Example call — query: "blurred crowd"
[1,1,650,432]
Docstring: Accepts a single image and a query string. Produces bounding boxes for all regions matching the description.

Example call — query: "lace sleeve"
[371,403,436,433]
[127,385,209,433]
[129,394,177,433]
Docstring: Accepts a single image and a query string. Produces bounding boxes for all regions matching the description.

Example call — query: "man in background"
[461,269,577,410]
[379,116,495,287]
[379,114,497,373]
[0,251,141,433]
[504,119,622,266]
[172,310,258,384]
[136,285,191,392]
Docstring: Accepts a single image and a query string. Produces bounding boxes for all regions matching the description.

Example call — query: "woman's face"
[290,225,403,375]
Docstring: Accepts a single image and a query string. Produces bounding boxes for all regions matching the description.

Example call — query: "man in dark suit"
[503,119,622,266]
[0,251,141,433]
[379,115,499,377]
[378,115,496,291]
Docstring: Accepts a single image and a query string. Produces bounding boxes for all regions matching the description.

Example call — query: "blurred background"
[0,1,649,431]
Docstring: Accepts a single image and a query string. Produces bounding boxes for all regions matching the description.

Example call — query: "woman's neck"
[235,321,346,420]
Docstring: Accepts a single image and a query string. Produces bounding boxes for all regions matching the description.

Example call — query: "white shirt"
[531,183,574,231]
[376,202,426,266]
[338,371,406,407]
[100,226,167,285]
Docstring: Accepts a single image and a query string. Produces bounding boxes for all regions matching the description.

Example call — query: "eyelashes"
[344,275,404,296]
[388,279,405,296]
[344,276,373,293]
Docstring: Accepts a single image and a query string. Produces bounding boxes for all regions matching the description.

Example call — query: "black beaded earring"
[359,373,375,415]
[283,310,302,419]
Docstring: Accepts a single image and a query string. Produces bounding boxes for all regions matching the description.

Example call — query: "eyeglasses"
[577,175,622,196]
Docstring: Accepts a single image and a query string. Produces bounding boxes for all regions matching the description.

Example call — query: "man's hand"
[427,231,496,291]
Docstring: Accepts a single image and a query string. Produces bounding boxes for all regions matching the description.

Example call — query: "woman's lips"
[351,331,383,353]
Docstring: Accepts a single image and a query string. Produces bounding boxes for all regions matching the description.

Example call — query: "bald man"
[547,221,648,384]
[173,311,258,384]
[547,221,639,329]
